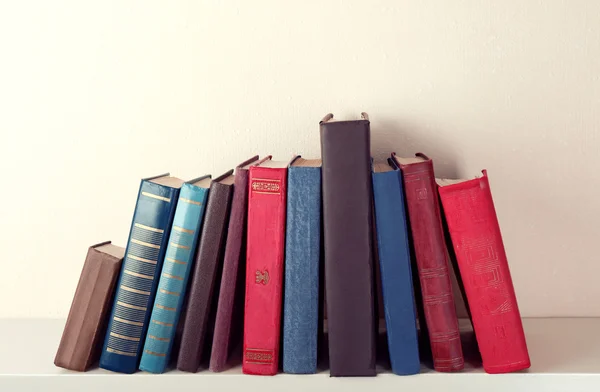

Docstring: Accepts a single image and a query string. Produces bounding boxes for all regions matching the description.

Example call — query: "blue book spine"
[99,179,180,374]
[372,161,421,375]
[282,165,321,374]
[139,183,210,373]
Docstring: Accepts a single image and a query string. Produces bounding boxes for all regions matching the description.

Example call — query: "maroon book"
[392,152,464,372]
[209,155,270,372]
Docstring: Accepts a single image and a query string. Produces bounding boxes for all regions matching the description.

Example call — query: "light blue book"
[282,157,322,374]
[138,176,211,373]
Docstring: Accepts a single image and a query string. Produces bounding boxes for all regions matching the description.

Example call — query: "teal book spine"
[139,181,210,373]
[99,176,182,374]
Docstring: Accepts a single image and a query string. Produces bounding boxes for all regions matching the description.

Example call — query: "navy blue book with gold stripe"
[99,174,183,374]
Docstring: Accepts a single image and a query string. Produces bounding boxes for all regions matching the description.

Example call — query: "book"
[138,175,212,373]
[437,171,530,373]
[392,153,464,372]
[371,159,421,375]
[282,156,322,374]
[242,158,289,375]
[99,174,183,373]
[210,155,270,372]
[55,242,125,371]
[320,113,376,377]
[177,170,235,372]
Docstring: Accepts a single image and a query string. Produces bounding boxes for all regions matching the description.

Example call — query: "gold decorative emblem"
[251,179,281,194]
[255,270,269,285]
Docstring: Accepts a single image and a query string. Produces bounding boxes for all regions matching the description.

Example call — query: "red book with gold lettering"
[242,159,288,375]
[437,171,530,374]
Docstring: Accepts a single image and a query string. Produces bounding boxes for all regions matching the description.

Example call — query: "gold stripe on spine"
[170,242,190,250]
[144,350,166,357]
[124,269,153,280]
[121,285,150,296]
[163,273,183,281]
[114,317,143,327]
[117,301,147,311]
[251,178,280,182]
[110,332,140,342]
[173,226,194,234]
[254,191,281,195]
[166,257,187,265]
[107,347,136,357]
[160,288,180,296]
[156,304,176,311]
[179,197,202,206]
[127,254,157,265]
[148,335,170,342]
[142,191,171,202]
[131,239,160,249]
[152,320,173,327]
[134,223,164,233]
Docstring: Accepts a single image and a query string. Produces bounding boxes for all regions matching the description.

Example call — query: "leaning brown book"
[54,241,124,371]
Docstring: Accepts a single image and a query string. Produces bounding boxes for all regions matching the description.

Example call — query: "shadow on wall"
[370,118,470,319]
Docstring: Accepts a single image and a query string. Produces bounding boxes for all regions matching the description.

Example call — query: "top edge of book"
[436,170,486,187]
[292,158,321,168]
[372,161,394,173]
[255,160,288,169]
[95,243,126,260]
[146,174,185,189]
[320,112,369,124]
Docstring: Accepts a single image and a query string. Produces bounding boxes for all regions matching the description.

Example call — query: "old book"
[99,174,183,374]
[372,159,420,375]
[320,113,376,377]
[242,158,289,375]
[176,170,235,372]
[282,156,322,374]
[55,242,124,371]
[392,153,464,372]
[138,175,211,373]
[210,155,270,372]
[438,171,530,373]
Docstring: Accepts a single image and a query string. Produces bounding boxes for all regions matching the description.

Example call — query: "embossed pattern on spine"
[242,166,287,376]
[99,181,179,374]
[438,171,530,374]
[395,155,464,372]
[139,183,209,373]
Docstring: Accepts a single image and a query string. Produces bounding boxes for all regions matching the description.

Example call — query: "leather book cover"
[138,175,212,373]
[55,242,124,371]
[242,159,288,375]
[372,159,420,375]
[320,113,376,377]
[392,153,464,372]
[99,174,183,374]
[438,171,530,373]
[176,170,235,372]
[282,156,322,374]
[210,155,268,372]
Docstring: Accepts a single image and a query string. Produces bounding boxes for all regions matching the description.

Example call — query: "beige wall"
[1,1,599,318]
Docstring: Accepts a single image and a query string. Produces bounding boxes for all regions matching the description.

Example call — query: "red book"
[392,153,464,372]
[437,171,530,374]
[242,159,288,375]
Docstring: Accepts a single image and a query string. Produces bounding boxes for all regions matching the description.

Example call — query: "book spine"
[242,166,287,375]
[54,246,123,371]
[138,184,209,373]
[439,172,530,373]
[320,119,376,377]
[282,166,321,374]
[210,169,251,372]
[399,159,464,372]
[99,181,179,374]
[177,181,233,372]
[372,169,420,375]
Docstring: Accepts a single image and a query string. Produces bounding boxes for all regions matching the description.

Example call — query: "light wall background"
[1,1,599,318]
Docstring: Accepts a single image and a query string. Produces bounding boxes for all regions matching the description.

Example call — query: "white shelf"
[1,318,599,391]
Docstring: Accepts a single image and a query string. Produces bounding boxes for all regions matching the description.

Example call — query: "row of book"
[55,113,530,376]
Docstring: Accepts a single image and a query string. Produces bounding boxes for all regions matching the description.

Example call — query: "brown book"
[55,242,125,371]
[320,113,376,376]
[177,170,235,372]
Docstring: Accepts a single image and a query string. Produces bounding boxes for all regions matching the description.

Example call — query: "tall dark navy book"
[372,159,420,375]
[99,174,183,374]
[282,156,322,374]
